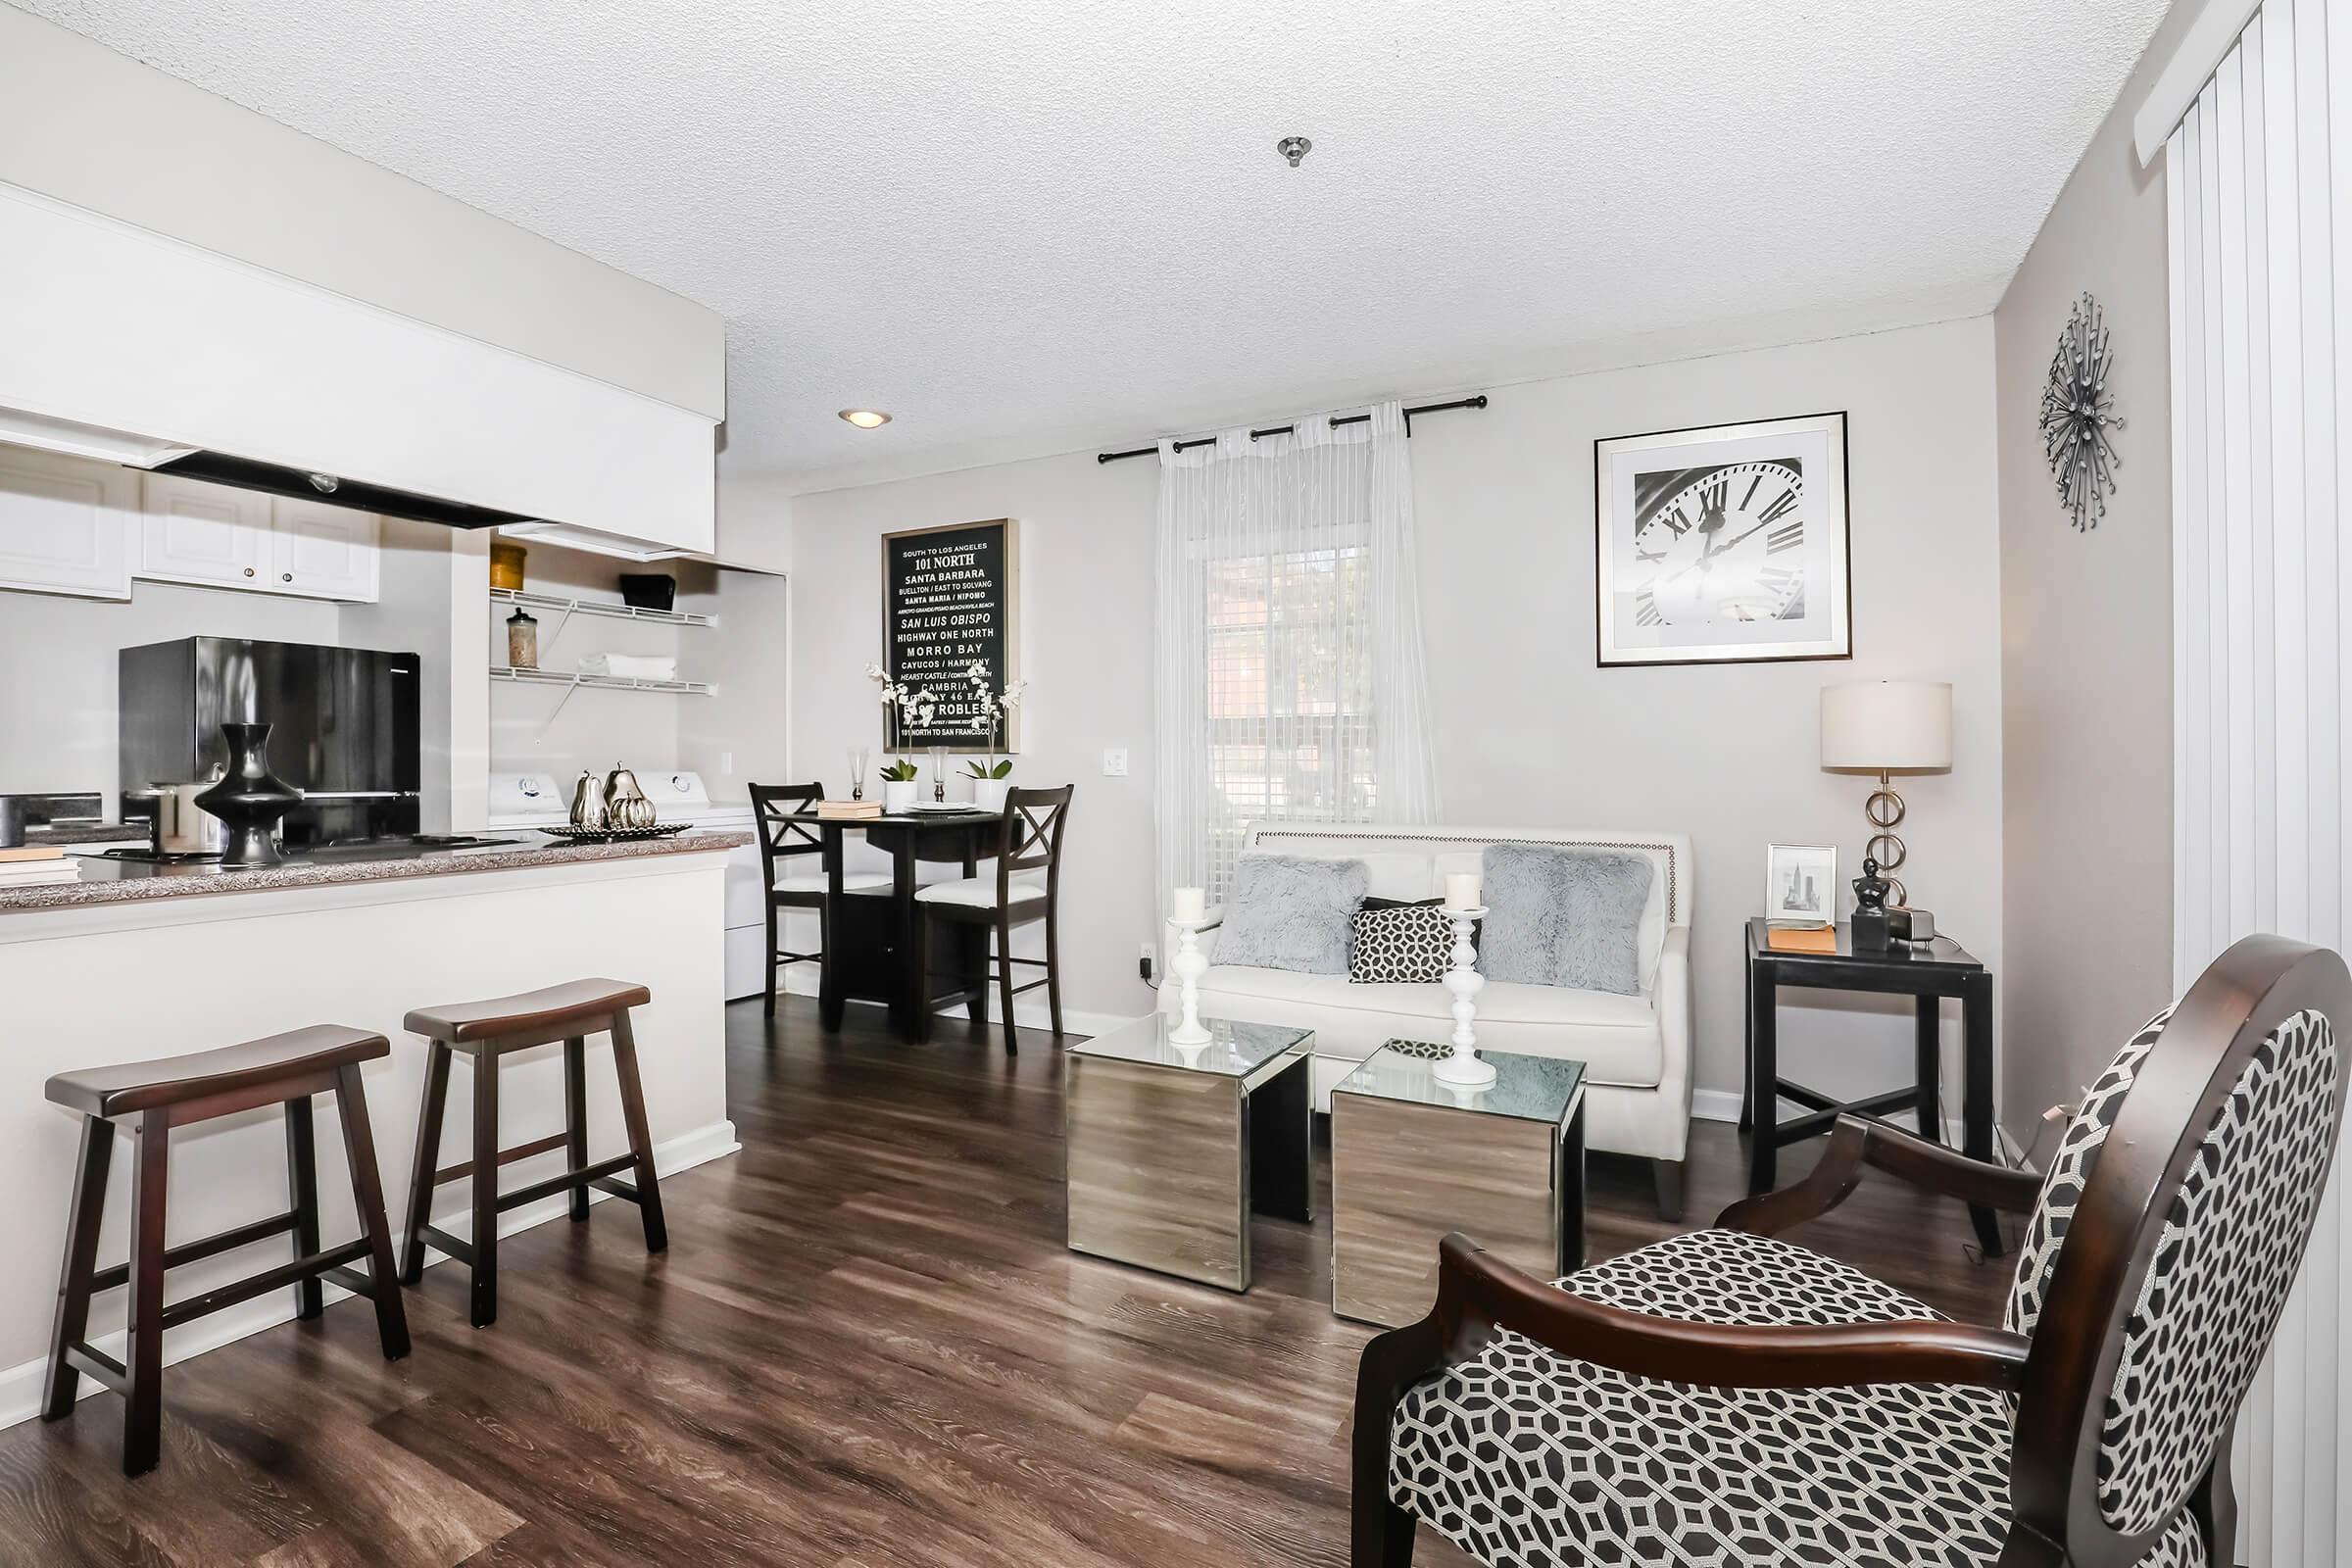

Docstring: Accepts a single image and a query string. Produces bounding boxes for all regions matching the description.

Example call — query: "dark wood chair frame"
[42,1039,411,1477]
[913,785,1072,1054]
[749,781,839,1018]
[399,995,668,1329]
[1351,934,2352,1568]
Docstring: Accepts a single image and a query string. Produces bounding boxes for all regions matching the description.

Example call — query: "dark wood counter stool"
[41,1025,411,1476]
[398,978,667,1328]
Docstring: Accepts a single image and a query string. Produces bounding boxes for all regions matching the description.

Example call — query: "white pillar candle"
[1170,886,1206,923]
[1444,873,1482,910]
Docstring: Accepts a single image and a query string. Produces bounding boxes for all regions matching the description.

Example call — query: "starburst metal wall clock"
[2040,292,2124,530]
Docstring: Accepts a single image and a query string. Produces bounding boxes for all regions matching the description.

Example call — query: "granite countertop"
[0,830,750,914]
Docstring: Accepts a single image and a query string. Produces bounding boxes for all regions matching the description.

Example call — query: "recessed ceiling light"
[838,409,892,429]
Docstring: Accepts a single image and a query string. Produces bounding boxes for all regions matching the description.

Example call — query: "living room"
[0,0,2332,1565]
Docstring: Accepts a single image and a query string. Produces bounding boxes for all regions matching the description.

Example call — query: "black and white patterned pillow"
[1349,899,1467,984]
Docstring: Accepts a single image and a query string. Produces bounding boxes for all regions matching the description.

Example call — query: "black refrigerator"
[119,637,422,848]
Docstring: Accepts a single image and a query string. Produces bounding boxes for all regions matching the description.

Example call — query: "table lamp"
[1819,680,1952,904]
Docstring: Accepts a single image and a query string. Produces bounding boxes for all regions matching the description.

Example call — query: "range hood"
[0,404,687,556]
[150,450,539,530]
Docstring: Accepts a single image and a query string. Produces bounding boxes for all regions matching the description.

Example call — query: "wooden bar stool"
[749,781,892,1017]
[398,978,667,1328]
[914,785,1074,1053]
[40,1025,411,1476]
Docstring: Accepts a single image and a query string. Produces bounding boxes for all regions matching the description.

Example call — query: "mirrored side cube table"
[1330,1041,1588,1328]
[1064,1014,1314,1292]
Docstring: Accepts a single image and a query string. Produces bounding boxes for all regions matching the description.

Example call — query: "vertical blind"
[2167,3,2352,1560]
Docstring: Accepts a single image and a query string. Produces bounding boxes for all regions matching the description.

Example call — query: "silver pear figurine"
[568,769,610,830]
[604,763,657,829]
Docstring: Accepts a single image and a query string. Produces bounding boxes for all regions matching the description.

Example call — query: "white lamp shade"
[1821,680,1953,771]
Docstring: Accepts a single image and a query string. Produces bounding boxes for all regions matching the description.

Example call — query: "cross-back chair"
[748,782,889,1017]
[913,784,1073,1054]
[1353,933,2350,1568]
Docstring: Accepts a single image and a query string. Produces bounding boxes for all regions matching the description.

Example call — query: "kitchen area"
[0,25,784,1443]
[3,478,805,1435]
[0,447,793,997]
[0,434,787,1430]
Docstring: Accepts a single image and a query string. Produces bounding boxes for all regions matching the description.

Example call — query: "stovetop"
[91,834,519,865]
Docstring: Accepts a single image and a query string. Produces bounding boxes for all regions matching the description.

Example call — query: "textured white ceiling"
[23,0,2168,492]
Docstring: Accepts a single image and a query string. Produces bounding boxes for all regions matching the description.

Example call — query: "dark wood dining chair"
[1352,932,2349,1568]
[749,782,889,1017]
[911,784,1072,1054]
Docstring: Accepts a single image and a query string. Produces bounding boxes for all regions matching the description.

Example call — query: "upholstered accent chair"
[1351,934,2349,1568]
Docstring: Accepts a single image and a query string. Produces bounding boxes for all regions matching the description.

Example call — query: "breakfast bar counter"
[0,830,750,913]
[0,831,747,1428]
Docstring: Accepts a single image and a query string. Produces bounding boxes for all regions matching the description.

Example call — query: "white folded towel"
[580,653,678,681]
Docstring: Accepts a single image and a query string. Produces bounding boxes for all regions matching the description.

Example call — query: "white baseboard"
[0,1117,739,1432]
[768,967,1135,1040]
[1689,1087,1746,1127]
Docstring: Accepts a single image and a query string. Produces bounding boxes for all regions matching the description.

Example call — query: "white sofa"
[1168,823,1692,1214]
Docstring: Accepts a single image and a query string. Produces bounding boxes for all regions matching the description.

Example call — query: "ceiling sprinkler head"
[1276,135,1311,168]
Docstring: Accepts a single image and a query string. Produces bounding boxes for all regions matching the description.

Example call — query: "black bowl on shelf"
[617,573,676,612]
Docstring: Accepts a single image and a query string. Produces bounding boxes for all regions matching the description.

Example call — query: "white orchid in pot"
[961,662,1028,812]
[865,662,936,812]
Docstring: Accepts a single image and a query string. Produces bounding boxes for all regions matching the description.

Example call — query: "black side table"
[1742,917,1999,1254]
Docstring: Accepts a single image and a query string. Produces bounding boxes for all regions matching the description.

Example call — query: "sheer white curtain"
[1153,400,1439,909]
[2167,4,2352,1561]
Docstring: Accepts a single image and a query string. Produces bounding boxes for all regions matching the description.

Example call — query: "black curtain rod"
[1095,394,1489,464]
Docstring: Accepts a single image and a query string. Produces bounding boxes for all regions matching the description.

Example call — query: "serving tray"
[535,823,693,845]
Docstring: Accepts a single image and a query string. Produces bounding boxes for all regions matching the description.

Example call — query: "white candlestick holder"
[1431,906,1495,1089]
[1168,918,1212,1048]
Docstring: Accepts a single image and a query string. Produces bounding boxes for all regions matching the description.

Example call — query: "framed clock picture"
[1593,411,1852,666]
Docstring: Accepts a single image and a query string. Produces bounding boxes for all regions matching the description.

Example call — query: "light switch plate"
[1102,748,1129,776]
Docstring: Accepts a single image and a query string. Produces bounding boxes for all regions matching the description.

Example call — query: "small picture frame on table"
[1764,844,1838,929]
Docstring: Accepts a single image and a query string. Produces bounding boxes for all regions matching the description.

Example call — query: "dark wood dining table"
[784,807,1006,1042]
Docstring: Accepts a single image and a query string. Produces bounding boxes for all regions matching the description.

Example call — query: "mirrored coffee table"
[1064,1014,1314,1292]
[1329,1041,1587,1327]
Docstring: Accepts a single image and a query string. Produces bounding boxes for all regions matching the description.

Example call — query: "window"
[1153,405,1437,910]
[1200,542,1376,894]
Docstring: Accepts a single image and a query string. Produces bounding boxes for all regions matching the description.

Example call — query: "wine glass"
[849,746,869,801]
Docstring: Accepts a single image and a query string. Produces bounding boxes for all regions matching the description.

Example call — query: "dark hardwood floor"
[0,998,2013,1566]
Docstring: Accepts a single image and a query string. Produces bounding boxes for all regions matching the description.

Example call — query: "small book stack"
[814,800,883,820]
[1765,925,1838,955]
[0,845,79,888]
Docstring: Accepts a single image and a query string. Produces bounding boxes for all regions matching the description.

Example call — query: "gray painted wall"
[790,317,2005,1115]
[1992,1,2219,1147]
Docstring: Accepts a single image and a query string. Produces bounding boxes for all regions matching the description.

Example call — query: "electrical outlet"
[1139,941,1156,984]
[1102,748,1129,776]
[719,751,734,774]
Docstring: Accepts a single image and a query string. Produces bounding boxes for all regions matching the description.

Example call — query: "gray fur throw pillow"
[1478,844,1653,994]
[1214,854,1369,975]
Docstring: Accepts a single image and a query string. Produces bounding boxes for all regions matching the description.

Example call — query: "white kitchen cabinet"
[268,499,379,602]
[0,448,134,599]
[138,471,272,589]
[135,473,379,602]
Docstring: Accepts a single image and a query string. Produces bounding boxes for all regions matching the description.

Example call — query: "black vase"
[196,722,303,866]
